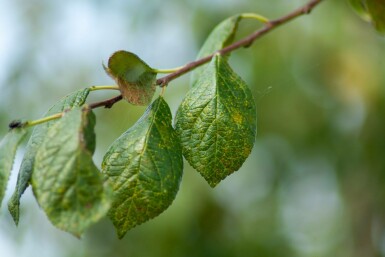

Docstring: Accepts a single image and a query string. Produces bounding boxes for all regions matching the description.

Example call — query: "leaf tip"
[207,180,219,188]
[7,200,20,226]
[117,231,127,240]
[102,62,112,77]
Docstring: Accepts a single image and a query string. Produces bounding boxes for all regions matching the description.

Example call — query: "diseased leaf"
[102,96,183,239]
[176,54,256,187]
[366,0,385,34]
[104,50,157,105]
[8,88,90,225]
[32,107,111,237]
[0,129,27,208]
[191,15,241,86]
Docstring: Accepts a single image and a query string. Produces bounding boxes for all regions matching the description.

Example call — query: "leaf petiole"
[23,113,64,128]
[152,65,186,74]
[89,85,120,91]
[160,85,166,96]
[240,13,270,23]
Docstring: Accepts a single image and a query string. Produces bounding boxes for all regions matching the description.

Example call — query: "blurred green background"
[1,0,385,256]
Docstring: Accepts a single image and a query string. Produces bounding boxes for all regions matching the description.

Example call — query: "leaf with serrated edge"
[32,107,111,237]
[0,129,27,208]
[176,54,256,187]
[104,50,157,105]
[8,88,90,225]
[102,96,183,239]
[191,15,241,87]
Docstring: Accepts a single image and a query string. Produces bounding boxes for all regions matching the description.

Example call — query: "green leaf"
[366,0,385,34]
[8,88,90,225]
[0,129,27,208]
[175,54,256,187]
[31,107,111,237]
[191,15,241,86]
[102,96,183,239]
[104,50,157,106]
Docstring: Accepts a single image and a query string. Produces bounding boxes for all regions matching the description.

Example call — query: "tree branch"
[88,94,123,109]
[156,0,323,86]
[9,0,323,129]
[88,0,322,109]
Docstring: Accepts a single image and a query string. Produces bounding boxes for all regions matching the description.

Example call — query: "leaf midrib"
[121,100,162,225]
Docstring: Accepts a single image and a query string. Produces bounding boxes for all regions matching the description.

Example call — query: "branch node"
[105,102,115,109]
[303,6,312,14]
[158,79,169,88]
[242,39,254,48]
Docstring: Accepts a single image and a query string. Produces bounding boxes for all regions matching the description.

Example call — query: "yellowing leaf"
[32,107,111,237]
[102,97,183,239]
[105,50,157,105]
[176,54,256,187]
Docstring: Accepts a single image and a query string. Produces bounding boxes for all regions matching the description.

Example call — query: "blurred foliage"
[1,0,385,257]
[349,0,385,34]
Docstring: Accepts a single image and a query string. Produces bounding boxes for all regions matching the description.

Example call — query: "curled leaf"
[104,50,157,105]
[102,97,183,238]
[176,54,256,187]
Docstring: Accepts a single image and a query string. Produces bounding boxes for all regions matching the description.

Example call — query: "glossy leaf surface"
[104,50,157,105]
[32,107,111,237]
[102,97,183,239]
[191,15,241,86]
[0,129,27,208]
[176,54,256,187]
[8,88,90,224]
